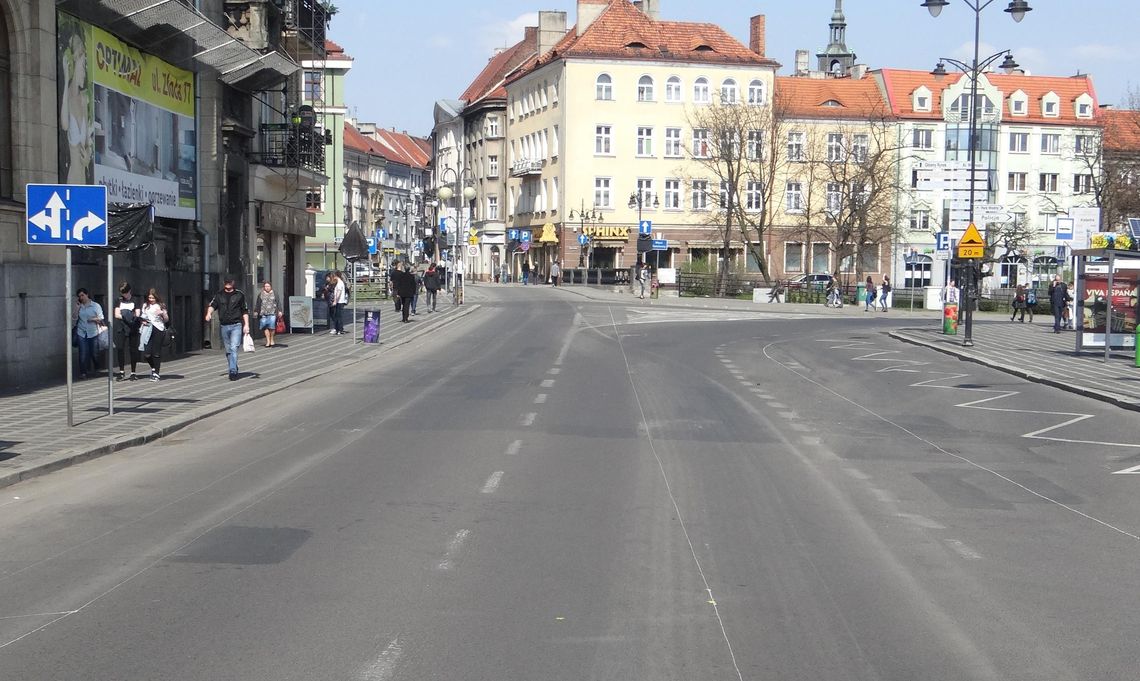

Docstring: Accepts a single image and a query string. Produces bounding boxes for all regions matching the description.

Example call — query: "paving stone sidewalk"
[0,302,475,489]
[891,315,1140,410]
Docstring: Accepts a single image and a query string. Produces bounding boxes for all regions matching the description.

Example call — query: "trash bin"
[856,283,865,306]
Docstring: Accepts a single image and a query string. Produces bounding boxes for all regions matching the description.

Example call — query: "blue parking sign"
[26,184,108,246]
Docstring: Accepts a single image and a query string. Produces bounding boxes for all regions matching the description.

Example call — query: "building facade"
[304,39,352,270]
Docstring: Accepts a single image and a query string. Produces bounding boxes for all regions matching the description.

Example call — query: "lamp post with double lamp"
[923,0,1031,347]
[569,201,604,276]
[628,190,658,272]
[436,167,476,303]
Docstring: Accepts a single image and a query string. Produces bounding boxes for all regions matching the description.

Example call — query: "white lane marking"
[945,539,983,561]
[555,313,582,366]
[506,440,522,456]
[778,411,798,420]
[720,359,733,364]
[789,423,811,432]
[871,488,895,504]
[359,637,405,681]
[541,379,556,388]
[898,513,945,530]
[1112,464,1140,475]
[521,412,536,426]
[481,471,504,494]
[548,368,561,375]
[0,611,79,621]
[844,467,870,480]
[534,393,548,404]
[768,402,787,409]
[800,436,823,446]
[728,369,743,375]
[437,529,471,571]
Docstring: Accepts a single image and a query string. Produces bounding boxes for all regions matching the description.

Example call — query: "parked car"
[787,273,834,290]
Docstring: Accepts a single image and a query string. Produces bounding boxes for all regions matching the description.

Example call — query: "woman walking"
[139,289,169,381]
[423,262,441,312]
[112,282,143,380]
[73,288,105,379]
[879,276,892,312]
[254,281,282,347]
[1011,284,1027,322]
[864,276,877,312]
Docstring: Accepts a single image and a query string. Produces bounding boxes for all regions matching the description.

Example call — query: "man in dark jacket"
[205,276,250,380]
[392,262,418,323]
[422,263,442,312]
[1049,275,1071,334]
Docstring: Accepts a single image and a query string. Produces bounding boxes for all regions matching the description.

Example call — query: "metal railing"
[251,124,326,174]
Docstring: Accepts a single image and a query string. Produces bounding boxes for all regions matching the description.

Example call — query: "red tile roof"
[343,122,373,153]
[1102,109,1140,153]
[776,76,889,120]
[370,128,432,170]
[877,68,1098,125]
[325,39,352,59]
[460,29,539,104]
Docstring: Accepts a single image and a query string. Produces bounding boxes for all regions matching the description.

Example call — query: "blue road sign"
[508,228,520,240]
[439,217,447,234]
[26,184,108,246]
[935,232,950,251]
[367,237,378,255]
[639,220,653,235]
[1057,218,1075,241]
[651,239,668,250]
[577,234,589,246]
[520,230,532,243]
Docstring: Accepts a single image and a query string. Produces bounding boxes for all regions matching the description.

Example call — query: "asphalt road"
[2,286,1140,680]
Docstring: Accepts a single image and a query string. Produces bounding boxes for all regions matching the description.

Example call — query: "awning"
[56,0,299,92]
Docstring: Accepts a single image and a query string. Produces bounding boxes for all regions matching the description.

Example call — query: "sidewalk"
[891,315,1140,411]
[0,302,476,490]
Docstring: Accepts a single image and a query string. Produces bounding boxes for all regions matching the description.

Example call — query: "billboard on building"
[57,11,197,220]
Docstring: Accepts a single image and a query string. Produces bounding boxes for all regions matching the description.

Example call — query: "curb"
[0,304,482,491]
[888,329,1140,413]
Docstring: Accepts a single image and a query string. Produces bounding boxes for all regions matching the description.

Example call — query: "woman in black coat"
[392,262,418,323]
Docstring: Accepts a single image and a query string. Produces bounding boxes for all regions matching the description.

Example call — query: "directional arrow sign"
[26,184,108,246]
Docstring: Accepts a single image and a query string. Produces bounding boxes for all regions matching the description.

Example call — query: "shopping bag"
[275,316,286,333]
[242,332,255,352]
[94,326,110,352]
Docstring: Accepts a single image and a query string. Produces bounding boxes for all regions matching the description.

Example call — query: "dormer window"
[626,41,648,49]
[1042,91,1060,118]
[912,86,932,112]
[693,44,715,53]
[821,99,842,108]
[1075,94,1094,119]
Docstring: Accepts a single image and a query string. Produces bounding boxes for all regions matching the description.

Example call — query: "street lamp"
[569,201,604,270]
[437,167,476,302]
[628,190,658,268]
[923,0,1031,347]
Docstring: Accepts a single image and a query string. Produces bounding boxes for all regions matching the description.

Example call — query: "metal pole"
[961,4,982,348]
[66,248,74,427]
[1105,251,1114,364]
[107,253,114,416]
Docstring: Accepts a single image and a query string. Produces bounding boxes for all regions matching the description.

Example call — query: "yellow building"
[503,0,778,281]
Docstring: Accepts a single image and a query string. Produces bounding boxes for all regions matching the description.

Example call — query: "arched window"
[720,78,738,105]
[665,76,681,102]
[903,254,933,288]
[693,77,709,104]
[0,7,12,198]
[637,75,654,102]
[747,79,765,106]
[999,254,1028,287]
[595,73,613,101]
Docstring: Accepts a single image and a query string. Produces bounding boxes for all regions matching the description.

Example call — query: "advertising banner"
[1078,274,1139,348]
[58,12,197,220]
[288,295,314,332]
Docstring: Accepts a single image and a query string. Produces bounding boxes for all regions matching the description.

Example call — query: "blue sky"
[332,1,1135,135]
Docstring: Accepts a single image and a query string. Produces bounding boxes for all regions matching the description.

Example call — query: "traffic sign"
[366,237,377,255]
[935,232,950,252]
[577,234,589,246]
[651,239,668,250]
[438,218,447,234]
[520,230,532,243]
[26,184,108,246]
[469,227,478,237]
[638,220,653,235]
[508,228,520,240]
[1056,217,1075,241]
[467,245,479,257]
[956,223,985,259]
[468,236,478,245]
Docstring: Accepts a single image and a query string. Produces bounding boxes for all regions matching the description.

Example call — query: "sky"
[330,1,1136,136]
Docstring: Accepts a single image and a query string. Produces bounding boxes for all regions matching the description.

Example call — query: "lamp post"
[437,166,476,303]
[628,189,658,269]
[569,201,604,271]
[923,0,1030,347]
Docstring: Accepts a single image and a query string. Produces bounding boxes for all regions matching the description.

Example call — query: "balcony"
[510,159,544,177]
[251,123,326,175]
[283,0,329,59]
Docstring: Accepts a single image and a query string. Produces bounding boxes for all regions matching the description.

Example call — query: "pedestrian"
[392,262,417,323]
[139,288,169,381]
[767,279,785,303]
[1011,284,1027,323]
[204,276,250,381]
[522,260,530,285]
[550,260,561,287]
[879,276,892,312]
[864,275,876,312]
[330,271,347,335]
[253,280,282,347]
[411,265,423,314]
[112,282,143,381]
[636,262,648,298]
[1048,275,1071,334]
[423,261,441,311]
[73,287,105,379]
[1025,285,1037,323]
[500,263,508,283]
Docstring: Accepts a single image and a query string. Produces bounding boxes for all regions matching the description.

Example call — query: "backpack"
[1026,289,1037,305]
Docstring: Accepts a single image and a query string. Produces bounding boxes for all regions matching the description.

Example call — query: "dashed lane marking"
[436,529,471,571]
[481,472,504,494]
[506,440,522,456]
[521,413,536,427]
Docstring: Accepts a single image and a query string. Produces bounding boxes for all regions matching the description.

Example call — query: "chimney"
[576,0,607,37]
[642,0,660,20]
[524,25,538,47]
[749,15,765,56]
[538,10,567,56]
[848,63,867,80]
[795,49,810,76]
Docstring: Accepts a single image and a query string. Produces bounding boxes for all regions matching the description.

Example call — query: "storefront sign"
[583,225,631,241]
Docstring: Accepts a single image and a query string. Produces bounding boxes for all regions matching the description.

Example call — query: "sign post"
[955,223,985,346]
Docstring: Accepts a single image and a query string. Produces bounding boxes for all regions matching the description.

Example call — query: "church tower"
[816,0,856,76]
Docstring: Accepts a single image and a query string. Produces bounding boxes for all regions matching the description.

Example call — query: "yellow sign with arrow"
[956,223,985,259]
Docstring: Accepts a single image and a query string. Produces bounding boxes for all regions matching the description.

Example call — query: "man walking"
[521,260,530,285]
[205,276,250,381]
[1049,275,1071,334]
[636,262,648,299]
[550,260,561,287]
[423,262,441,312]
[330,271,347,335]
[392,262,417,323]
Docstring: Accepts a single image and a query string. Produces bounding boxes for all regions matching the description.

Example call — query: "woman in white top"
[139,288,169,381]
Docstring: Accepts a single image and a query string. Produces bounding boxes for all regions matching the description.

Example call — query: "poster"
[943,303,959,335]
[363,310,380,344]
[288,296,313,332]
[1078,274,1138,348]
[58,11,197,219]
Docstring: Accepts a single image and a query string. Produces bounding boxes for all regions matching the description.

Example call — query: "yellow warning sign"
[957,223,985,259]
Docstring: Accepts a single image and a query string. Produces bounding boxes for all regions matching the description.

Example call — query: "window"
[693,77,710,103]
[910,209,931,231]
[785,181,803,212]
[1038,211,1057,233]
[636,178,655,206]
[847,134,867,163]
[303,70,322,100]
[826,182,842,213]
[663,179,681,209]
[596,74,613,100]
[720,78,738,104]
[747,129,764,160]
[785,242,804,273]
[1075,135,1096,155]
[1043,99,1058,117]
[0,7,10,199]
[827,133,844,162]
[1041,134,1060,154]
[1039,173,1059,192]
[1074,174,1094,194]
[487,196,499,220]
[1008,172,1027,191]
[787,132,804,161]
[594,177,612,208]
[1010,97,1026,115]
[719,181,730,209]
[636,126,654,156]
[488,155,499,177]
[665,127,682,157]
[552,125,559,157]
[915,95,930,111]
[858,245,878,273]
[692,128,710,157]
[951,93,995,117]
[306,187,324,211]
[1009,132,1028,152]
[487,116,501,137]
[637,75,655,102]
[595,125,612,155]
[1078,102,1092,118]
[812,243,831,273]
[746,181,763,211]
[692,180,709,210]
[748,79,766,105]
[912,129,933,150]
[666,76,682,102]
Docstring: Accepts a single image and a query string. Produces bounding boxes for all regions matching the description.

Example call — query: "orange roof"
[370,128,432,170]
[1102,109,1140,153]
[519,0,776,79]
[776,76,888,120]
[460,29,538,104]
[325,39,352,59]
[343,122,373,153]
[877,68,1098,125]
